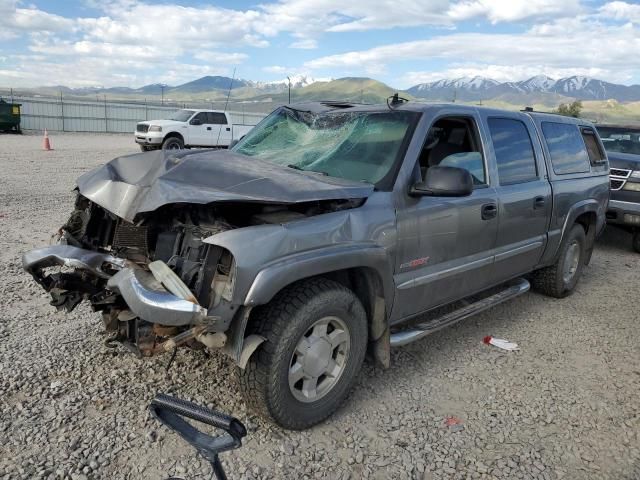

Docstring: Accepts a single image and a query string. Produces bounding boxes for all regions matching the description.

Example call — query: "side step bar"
[390,278,530,347]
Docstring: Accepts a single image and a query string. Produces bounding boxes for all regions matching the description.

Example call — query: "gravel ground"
[0,132,639,480]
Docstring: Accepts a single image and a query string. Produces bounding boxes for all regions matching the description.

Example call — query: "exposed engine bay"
[24,193,363,358]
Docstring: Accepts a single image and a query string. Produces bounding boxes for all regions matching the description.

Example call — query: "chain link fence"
[0,88,273,133]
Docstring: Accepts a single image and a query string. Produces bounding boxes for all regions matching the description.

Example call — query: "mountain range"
[15,74,640,104]
[407,75,640,102]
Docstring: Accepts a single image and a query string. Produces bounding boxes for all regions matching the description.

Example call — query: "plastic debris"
[444,416,463,426]
[483,336,519,351]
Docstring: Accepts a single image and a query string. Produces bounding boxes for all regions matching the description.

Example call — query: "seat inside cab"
[419,117,486,185]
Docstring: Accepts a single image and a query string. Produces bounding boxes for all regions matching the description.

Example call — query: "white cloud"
[448,0,581,24]
[263,65,288,74]
[289,38,318,49]
[259,0,578,35]
[305,17,640,85]
[77,3,266,48]
[192,51,250,64]
[0,53,230,88]
[0,0,638,89]
[598,1,640,23]
[0,0,73,39]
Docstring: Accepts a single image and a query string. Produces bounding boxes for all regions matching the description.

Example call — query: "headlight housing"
[623,181,640,192]
[630,170,640,179]
[148,125,162,132]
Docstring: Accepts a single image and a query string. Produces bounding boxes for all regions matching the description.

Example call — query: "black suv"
[597,125,640,252]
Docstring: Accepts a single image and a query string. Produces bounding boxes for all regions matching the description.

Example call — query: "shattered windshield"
[169,109,195,122]
[232,107,418,185]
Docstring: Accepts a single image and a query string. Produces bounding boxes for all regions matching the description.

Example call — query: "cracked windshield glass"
[233,108,417,185]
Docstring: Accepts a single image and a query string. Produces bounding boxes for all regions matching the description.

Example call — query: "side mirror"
[190,118,202,126]
[410,166,473,197]
[229,139,239,149]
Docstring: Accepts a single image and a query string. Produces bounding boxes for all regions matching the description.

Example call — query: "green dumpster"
[0,99,22,133]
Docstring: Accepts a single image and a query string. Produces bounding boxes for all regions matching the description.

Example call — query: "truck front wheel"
[162,136,184,150]
[237,278,367,430]
[531,224,586,298]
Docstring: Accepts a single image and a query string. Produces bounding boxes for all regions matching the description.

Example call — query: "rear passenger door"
[485,115,551,281]
[210,112,232,147]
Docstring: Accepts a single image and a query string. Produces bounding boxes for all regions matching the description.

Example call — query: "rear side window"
[541,122,590,174]
[581,128,606,164]
[207,112,228,125]
[488,118,538,185]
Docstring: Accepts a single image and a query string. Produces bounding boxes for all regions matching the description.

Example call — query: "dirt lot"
[0,132,638,480]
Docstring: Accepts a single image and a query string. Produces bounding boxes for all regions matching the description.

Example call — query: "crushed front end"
[23,194,237,357]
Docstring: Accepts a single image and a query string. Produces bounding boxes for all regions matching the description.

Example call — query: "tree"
[555,100,582,118]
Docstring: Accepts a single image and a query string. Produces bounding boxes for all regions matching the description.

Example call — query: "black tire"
[237,278,367,430]
[139,145,151,152]
[632,229,640,254]
[162,136,184,150]
[531,224,586,298]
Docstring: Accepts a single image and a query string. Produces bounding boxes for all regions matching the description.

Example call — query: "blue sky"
[0,0,639,89]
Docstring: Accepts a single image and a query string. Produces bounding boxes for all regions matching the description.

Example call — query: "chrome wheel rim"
[165,141,181,150]
[288,316,350,403]
[563,240,580,284]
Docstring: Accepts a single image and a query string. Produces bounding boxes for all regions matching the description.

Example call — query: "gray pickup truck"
[23,101,609,429]
[596,124,640,252]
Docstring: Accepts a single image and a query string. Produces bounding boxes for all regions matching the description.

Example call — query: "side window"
[581,127,606,164]
[488,118,537,185]
[541,122,590,174]
[207,112,228,125]
[418,116,487,186]
[192,112,208,124]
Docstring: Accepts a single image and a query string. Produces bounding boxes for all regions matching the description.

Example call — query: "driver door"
[391,114,499,321]
[188,112,214,146]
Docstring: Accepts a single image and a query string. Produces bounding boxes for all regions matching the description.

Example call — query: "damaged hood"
[77,149,374,221]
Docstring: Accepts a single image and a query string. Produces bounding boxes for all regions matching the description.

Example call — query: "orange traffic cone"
[43,129,52,151]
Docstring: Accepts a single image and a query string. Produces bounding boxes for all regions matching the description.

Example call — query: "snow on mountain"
[517,75,556,92]
[409,75,640,102]
[413,76,499,92]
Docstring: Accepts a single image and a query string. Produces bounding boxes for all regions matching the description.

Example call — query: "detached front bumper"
[107,268,207,326]
[23,245,208,327]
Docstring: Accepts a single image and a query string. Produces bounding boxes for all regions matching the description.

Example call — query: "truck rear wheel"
[237,278,367,430]
[531,224,586,298]
[162,136,184,150]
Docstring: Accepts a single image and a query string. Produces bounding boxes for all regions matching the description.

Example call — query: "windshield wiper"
[287,164,329,176]
[282,105,312,114]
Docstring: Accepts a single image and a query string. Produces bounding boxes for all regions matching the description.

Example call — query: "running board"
[389,278,530,347]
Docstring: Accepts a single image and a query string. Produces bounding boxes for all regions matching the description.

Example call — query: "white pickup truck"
[135,109,254,151]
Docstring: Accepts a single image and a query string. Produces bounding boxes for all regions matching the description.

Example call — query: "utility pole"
[160,84,167,105]
[287,76,292,104]
[60,91,65,132]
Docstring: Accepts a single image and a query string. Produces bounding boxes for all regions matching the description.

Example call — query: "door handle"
[533,196,545,209]
[206,126,212,131]
[226,127,231,131]
[481,203,497,220]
